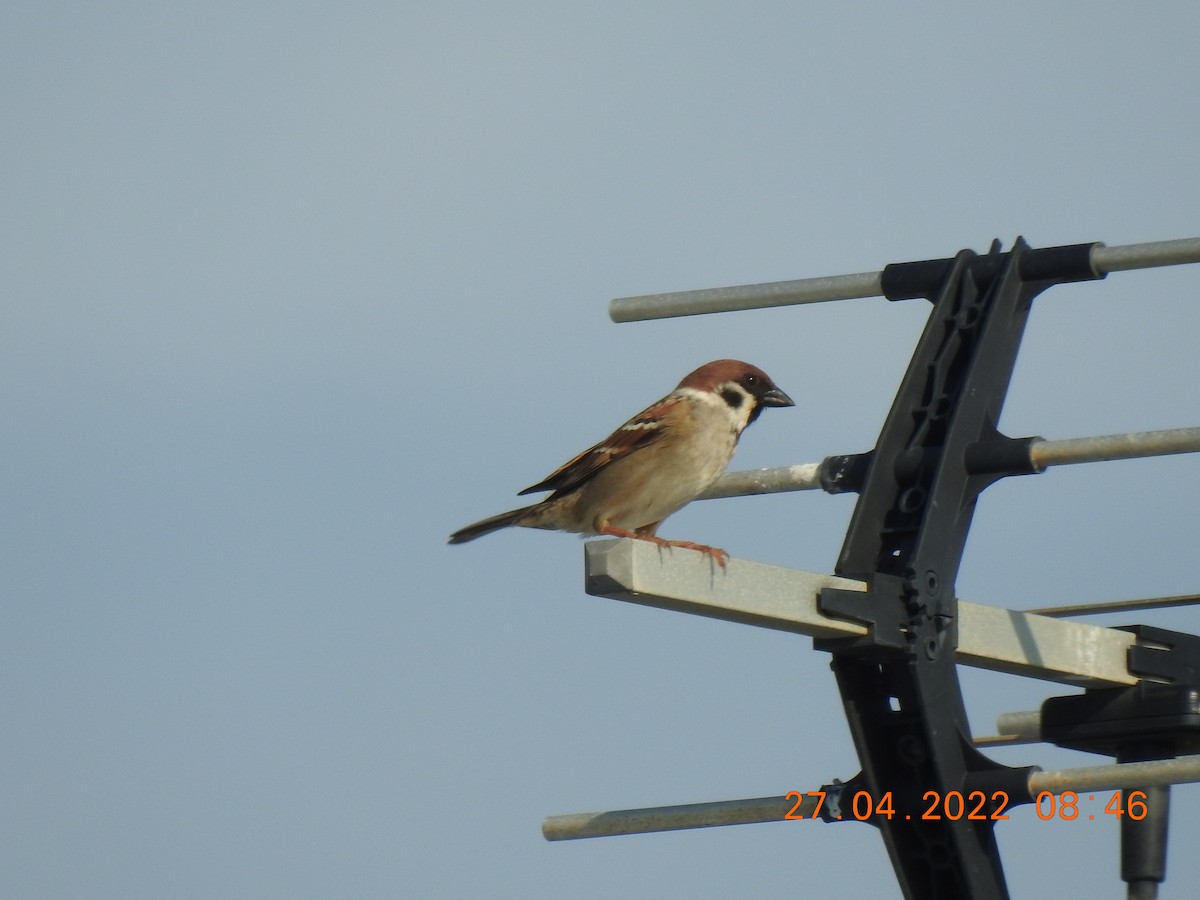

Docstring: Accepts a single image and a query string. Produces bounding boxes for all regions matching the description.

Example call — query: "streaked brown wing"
[517,394,677,497]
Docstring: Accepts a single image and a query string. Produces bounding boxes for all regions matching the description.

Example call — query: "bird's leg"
[597,523,729,568]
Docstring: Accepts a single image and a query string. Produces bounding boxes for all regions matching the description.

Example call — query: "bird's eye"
[743,373,759,386]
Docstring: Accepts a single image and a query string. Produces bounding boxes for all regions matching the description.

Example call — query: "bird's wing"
[517,393,677,497]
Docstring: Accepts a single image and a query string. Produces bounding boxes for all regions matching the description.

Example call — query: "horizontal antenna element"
[609,237,1200,322]
[698,426,1200,500]
[543,755,1200,841]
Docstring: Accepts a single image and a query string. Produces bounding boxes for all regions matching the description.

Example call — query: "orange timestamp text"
[784,789,1149,822]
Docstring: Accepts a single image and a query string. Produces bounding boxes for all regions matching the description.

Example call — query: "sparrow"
[448,359,794,565]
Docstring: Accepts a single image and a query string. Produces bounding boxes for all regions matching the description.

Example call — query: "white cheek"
[676,385,754,434]
[728,399,753,433]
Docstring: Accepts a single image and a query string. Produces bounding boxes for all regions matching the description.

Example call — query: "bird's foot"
[598,526,729,568]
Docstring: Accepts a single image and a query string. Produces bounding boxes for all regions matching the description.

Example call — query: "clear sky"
[4,3,1200,898]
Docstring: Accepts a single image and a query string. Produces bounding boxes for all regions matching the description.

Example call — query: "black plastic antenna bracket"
[813,238,1104,899]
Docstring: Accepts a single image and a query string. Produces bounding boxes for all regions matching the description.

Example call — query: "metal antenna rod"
[543,755,1200,841]
[1029,593,1200,618]
[698,426,1200,500]
[610,237,1200,322]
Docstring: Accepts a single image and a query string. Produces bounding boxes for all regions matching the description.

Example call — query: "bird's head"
[677,359,794,429]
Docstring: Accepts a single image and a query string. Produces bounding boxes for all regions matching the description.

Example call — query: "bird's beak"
[760,387,795,408]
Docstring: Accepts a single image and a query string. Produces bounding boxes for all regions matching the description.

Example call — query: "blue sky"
[4,4,1200,897]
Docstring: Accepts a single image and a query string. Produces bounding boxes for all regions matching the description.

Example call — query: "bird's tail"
[448,504,539,544]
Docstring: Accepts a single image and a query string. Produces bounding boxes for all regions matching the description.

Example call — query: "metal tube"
[609,237,1200,322]
[543,794,802,841]
[609,271,882,322]
[1028,756,1200,795]
[972,710,1044,747]
[1029,427,1200,470]
[544,756,1200,840]
[697,463,821,499]
[549,758,1200,844]
[1092,237,1200,273]
[698,426,1200,501]
[700,465,822,498]
[1029,593,1200,618]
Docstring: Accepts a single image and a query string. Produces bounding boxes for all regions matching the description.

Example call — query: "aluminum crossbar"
[584,539,1137,688]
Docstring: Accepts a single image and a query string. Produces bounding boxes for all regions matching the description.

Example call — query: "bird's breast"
[572,421,738,533]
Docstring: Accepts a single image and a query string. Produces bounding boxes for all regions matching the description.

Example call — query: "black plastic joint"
[1040,685,1200,757]
[964,436,1042,478]
[1120,625,1200,685]
[1018,241,1103,284]
[819,451,873,495]
[880,257,957,301]
[818,773,872,825]
[880,240,1104,301]
[817,573,914,652]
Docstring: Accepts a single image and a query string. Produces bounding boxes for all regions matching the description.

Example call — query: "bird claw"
[599,527,729,568]
[672,541,729,569]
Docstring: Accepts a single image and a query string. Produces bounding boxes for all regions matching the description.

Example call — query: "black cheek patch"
[720,387,744,409]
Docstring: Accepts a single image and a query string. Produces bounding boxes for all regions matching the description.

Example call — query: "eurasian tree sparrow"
[448,359,793,565]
